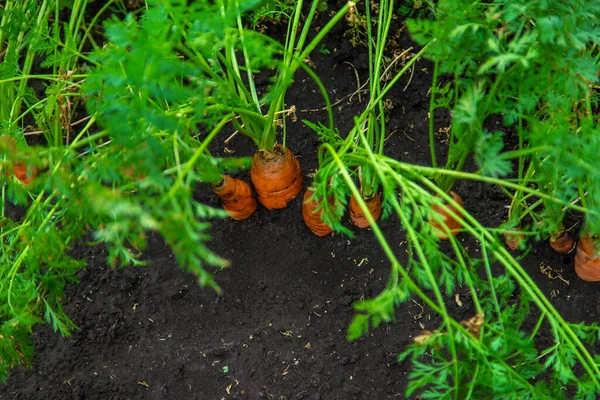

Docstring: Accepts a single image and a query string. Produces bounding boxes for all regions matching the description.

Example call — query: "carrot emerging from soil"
[429,191,464,240]
[250,145,303,209]
[574,235,600,282]
[549,231,575,254]
[123,165,146,181]
[213,175,257,220]
[349,193,381,228]
[12,162,38,185]
[504,227,525,251]
[302,187,333,236]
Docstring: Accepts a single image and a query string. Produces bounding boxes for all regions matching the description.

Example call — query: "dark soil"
[2,7,599,400]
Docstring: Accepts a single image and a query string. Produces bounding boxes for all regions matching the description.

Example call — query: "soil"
[2,6,599,400]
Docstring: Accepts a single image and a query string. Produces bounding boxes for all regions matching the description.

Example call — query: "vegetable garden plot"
[3,0,600,399]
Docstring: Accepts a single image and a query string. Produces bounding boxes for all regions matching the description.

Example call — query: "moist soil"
[2,9,599,400]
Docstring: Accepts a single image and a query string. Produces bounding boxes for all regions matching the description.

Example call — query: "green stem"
[481,238,504,333]
[166,114,234,199]
[388,160,593,216]
[325,141,546,395]
[260,2,351,150]
[429,61,439,168]
[13,0,51,126]
[416,170,600,387]
[7,192,60,313]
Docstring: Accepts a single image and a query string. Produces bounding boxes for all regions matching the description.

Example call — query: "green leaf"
[475,131,512,178]
[347,313,370,341]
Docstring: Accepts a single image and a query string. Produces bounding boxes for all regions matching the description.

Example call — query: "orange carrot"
[250,145,303,209]
[123,165,146,181]
[429,191,464,240]
[349,193,381,228]
[213,175,257,220]
[574,235,600,282]
[504,227,525,251]
[302,187,333,236]
[12,162,38,185]
[549,231,575,254]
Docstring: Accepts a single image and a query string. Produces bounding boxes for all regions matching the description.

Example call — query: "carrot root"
[123,165,146,181]
[429,191,464,240]
[302,187,333,236]
[549,231,575,254]
[504,227,525,251]
[574,235,600,282]
[250,145,303,210]
[12,162,38,185]
[213,175,257,221]
[349,193,382,228]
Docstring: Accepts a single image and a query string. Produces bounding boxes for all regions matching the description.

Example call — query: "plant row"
[2,0,600,398]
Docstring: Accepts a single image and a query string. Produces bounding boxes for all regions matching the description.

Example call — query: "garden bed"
[2,15,597,398]
[5,1,600,399]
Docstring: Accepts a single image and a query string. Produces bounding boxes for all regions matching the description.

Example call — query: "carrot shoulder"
[213,175,257,220]
[349,193,381,228]
[503,227,525,251]
[302,187,333,236]
[574,235,600,282]
[12,162,38,185]
[250,145,303,210]
[549,231,575,254]
[429,191,464,240]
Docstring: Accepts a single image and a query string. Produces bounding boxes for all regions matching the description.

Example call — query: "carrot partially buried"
[549,231,575,254]
[574,235,600,282]
[429,191,464,240]
[302,186,333,236]
[504,227,525,251]
[250,145,303,210]
[213,175,257,220]
[12,162,39,185]
[349,193,381,228]
[122,165,146,181]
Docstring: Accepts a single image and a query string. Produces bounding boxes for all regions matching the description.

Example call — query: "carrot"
[0,136,38,184]
[213,175,257,220]
[250,145,303,209]
[349,193,381,228]
[12,162,38,185]
[504,227,525,251]
[302,186,333,236]
[549,231,575,254]
[123,165,146,181]
[574,235,600,282]
[429,191,464,240]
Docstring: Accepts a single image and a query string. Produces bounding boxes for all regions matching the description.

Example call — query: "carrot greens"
[3,0,600,396]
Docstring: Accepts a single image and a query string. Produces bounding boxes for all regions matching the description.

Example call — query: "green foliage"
[324,139,600,398]
[0,0,42,125]
[0,0,267,382]
[309,0,426,230]
[475,131,512,178]
[0,0,349,382]
[408,0,600,222]
[333,1,600,396]
[397,0,435,19]
[2,0,600,397]
[87,0,343,154]
[246,0,299,27]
